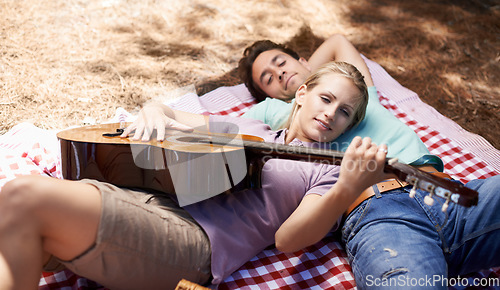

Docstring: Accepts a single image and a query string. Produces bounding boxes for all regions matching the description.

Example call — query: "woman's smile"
[314,118,331,130]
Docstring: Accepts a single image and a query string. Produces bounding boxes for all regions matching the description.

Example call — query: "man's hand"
[121,104,194,141]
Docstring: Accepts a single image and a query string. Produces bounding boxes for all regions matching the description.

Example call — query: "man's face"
[251,49,311,102]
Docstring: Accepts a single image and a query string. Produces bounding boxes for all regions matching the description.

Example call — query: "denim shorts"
[44,179,212,290]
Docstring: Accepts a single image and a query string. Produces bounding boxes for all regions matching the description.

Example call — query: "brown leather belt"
[344,166,451,217]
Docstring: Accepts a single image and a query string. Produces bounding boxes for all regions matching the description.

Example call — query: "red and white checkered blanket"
[1,57,498,289]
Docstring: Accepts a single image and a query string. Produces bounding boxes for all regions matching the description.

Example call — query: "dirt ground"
[1,0,499,148]
[348,0,500,150]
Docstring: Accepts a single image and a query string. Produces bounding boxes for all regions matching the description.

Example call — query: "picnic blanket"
[0,57,498,289]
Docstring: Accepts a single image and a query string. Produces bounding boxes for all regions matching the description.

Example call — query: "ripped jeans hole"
[382,267,409,279]
[384,248,398,257]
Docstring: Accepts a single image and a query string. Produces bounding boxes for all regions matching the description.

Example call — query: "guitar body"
[58,123,263,205]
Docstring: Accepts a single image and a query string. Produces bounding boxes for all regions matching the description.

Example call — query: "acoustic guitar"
[57,123,478,209]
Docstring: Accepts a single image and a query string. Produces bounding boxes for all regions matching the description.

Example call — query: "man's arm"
[308,34,374,87]
[121,103,208,141]
[242,97,294,130]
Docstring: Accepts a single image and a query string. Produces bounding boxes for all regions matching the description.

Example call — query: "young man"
[238,34,374,103]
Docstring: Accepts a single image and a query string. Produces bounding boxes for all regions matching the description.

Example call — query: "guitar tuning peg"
[409,183,418,198]
[406,177,418,199]
[424,184,436,206]
[441,200,450,212]
[424,194,435,206]
[441,193,452,212]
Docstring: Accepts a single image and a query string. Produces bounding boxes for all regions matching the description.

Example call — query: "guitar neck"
[171,130,345,164]
[183,131,478,207]
[241,140,344,166]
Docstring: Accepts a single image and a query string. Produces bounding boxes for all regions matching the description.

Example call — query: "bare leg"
[0,175,101,289]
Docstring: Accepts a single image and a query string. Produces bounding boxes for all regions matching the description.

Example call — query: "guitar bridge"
[102,128,124,137]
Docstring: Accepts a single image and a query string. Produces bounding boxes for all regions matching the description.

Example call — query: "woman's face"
[292,73,361,143]
[251,49,311,102]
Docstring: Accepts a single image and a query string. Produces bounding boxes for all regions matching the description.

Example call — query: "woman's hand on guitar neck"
[121,104,198,141]
[336,136,391,196]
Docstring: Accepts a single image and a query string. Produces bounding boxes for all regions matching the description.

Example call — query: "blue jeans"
[341,175,500,289]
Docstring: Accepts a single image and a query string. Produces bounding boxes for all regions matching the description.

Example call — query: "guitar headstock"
[384,158,478,211]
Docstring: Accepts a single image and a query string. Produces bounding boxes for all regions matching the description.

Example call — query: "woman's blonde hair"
[283,61,369,130]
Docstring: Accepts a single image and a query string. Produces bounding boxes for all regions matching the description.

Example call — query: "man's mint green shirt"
[242,86,443,170]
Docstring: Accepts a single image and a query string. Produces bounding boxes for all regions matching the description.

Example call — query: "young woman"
[0,62,387,289]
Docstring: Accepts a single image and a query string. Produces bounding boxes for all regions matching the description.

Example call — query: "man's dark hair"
[238,40,300,102]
